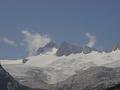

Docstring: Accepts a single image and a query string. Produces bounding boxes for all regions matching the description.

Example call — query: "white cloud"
[0,37,17,47]
[21,30,52,56]
[85,32,96,47]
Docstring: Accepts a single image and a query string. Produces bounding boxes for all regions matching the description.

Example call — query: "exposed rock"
[56,41,83,56]
[56,42,97,56]
[82,46,97,54]
[37,41,57,55]
[22,59,28,64]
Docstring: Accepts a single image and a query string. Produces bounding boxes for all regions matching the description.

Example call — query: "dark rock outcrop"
[37,41,57,55]
[106,83,120,90]
[22,59,29,64]
[82,46,97,54]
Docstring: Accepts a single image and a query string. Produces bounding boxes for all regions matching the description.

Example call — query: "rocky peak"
[36,41,57,55]
[56,41,83,56]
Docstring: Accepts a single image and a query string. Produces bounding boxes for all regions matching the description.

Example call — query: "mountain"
[113,42,120,51]
[1,42,120,90]
[82,46,97,54]
[56,41,83,56]
[0,64,43,90]
[2,63,120,90]
[1,49,120,86]
[56,41,97,56]
[36,41,57,55]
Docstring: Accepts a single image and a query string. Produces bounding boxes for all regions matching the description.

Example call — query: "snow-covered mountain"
[1,42,120,89]
[2,62,120,90]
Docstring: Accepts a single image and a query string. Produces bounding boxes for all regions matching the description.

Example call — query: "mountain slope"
[0,64,42,90]
[2,63,120,90]
[1,49,120,89]
[106,83,120,90]
[37,41,57,55]
[1,50,120,85]
[50,67,120,90]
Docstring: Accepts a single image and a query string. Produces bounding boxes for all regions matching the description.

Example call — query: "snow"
[2,64,32,77]
[25,48,58,67]
[0,59,22,65]
[1,49,120,68]
[25,49,120,68]
[0,48,120,84]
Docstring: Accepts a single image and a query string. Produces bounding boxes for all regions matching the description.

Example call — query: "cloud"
[85,32,96,47]
[0,37,17,47]
[21,30,52,56]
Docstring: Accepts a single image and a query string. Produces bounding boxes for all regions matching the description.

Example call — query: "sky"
[0,0,120,59]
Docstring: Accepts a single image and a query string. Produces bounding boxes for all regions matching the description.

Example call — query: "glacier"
[0,48,120,88]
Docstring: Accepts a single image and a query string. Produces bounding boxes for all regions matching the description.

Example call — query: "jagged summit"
[56,41,83,56]
[1,42,120,89]
[56,41,98,56]
[35,40,120,57]
[36,41,57,55]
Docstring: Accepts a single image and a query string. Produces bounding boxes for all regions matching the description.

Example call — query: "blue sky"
[0,0,120,59]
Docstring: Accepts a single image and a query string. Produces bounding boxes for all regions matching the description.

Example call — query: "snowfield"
[0,59,22,65]
[0,48,120,85]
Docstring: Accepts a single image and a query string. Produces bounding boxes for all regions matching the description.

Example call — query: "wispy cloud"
[0,37,17,47]
[85,32,96,47]
[21,30,51,56]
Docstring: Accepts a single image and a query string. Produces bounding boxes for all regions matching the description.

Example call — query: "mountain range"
[0,41,120,90]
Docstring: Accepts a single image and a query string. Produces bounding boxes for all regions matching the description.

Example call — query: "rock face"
[0,64,43,90]
[56,42,97,56]
[0,64,24,90]
[106,83,120,90]
[37,41,57,55]
[22,59,28,64]
[82,46,97,54]
[56,42,83,56]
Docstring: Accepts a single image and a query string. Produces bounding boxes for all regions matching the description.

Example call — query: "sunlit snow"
[0,48,120,84]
